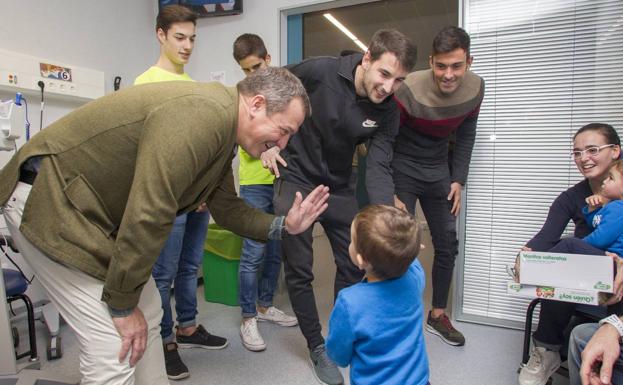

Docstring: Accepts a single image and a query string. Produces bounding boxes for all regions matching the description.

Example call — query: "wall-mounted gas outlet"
[0,49,104,101]
[7,73,18,85]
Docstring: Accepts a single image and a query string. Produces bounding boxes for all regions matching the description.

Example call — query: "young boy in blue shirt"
[583,159,623,255]
[326,205,430,385]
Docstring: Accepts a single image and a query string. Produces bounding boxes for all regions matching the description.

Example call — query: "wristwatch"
[599,314,623,343]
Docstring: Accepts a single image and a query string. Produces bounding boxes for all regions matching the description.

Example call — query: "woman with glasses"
[519,123,623,385]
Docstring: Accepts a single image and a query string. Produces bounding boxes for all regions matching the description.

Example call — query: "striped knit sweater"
[392,69,485,184]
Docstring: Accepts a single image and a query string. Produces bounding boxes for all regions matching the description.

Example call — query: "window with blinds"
[459,0,623,326]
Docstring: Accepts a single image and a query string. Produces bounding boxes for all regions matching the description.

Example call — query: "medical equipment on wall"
[0,93,62,359]
[1,48,105,102]
[0,94,64,384]
[0,93,28,151]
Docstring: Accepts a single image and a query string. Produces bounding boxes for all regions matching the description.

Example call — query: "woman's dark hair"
[574,123,620,146]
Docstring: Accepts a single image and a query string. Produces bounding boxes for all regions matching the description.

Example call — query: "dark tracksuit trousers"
[274,179,363,350]
[393,168,458,309]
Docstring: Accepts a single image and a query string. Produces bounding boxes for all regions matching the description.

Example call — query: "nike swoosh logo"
[362,119,378,128]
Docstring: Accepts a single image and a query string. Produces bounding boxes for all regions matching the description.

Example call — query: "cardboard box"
[507,282,600,306]
[519,251,614,293]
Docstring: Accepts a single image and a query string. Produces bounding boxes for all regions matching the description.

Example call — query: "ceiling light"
[323,13,367,52]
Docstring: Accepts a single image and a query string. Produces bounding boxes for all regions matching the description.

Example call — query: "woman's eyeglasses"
[571,144,615,159]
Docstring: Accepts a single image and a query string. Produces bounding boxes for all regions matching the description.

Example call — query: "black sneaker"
[176,324,228,350]
[164,342,189,380]
[425,311,465,346]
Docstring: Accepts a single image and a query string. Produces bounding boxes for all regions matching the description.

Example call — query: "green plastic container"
[202,223,243,306]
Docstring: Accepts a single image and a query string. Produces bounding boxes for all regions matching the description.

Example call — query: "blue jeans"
[238,184,282,318]
[569,323,623,385]
[152,210,210,342]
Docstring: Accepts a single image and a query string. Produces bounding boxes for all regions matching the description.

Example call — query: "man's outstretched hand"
[285,185,330,234]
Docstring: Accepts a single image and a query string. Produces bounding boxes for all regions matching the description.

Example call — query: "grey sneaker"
[257,306,298,327]
[240,317,266,352]
[518,346,561,385]
[309,344,343,385]
[425,311,465,346]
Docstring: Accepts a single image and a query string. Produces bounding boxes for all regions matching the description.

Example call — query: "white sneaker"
[240,317,266,352]
[257,306,299,327]
[518,346,561,385]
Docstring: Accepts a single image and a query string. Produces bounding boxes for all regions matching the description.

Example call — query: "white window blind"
[459,0,623,326]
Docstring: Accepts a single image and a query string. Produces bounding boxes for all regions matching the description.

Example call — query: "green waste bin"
[203,223,243,306]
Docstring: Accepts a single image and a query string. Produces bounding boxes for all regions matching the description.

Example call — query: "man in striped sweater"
[393,26,485,346]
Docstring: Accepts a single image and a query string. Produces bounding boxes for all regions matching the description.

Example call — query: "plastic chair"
[1,234,62,361]
[3,268,38,361]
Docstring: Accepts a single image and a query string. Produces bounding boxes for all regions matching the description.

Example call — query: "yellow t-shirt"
[134,66,193,85]
[238,147,275,185]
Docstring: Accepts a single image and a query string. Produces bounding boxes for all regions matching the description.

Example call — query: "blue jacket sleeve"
[583,202,623,250]
[326,295,355,367]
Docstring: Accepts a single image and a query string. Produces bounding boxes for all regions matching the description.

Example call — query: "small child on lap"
[582,159,623,256]
[326,205,430,385]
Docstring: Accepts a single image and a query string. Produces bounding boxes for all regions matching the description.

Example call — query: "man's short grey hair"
[237,67,311,118]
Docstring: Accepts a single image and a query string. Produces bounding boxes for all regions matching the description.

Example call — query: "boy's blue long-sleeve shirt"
[583,200,623,256]
[326,259,429,385]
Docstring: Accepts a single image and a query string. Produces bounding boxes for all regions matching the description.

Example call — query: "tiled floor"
[8,227,571,385]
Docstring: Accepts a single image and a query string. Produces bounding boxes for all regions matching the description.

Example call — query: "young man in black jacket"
[262,29,417,385]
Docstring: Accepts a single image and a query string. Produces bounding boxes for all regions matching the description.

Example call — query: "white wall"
[0,0,157,149]
[187,0,338,84]
[0,0,341,142]
[0,0,158,92]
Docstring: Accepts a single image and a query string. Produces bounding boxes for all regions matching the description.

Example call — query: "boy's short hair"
[610,159,623,175]
[353,205,421,280]
[156,5,197,33]
[432,26,471,57]
[367,29,418,73]
[233,33,268,63]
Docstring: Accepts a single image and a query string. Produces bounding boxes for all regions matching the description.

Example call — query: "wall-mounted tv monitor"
[159,0,243,18]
